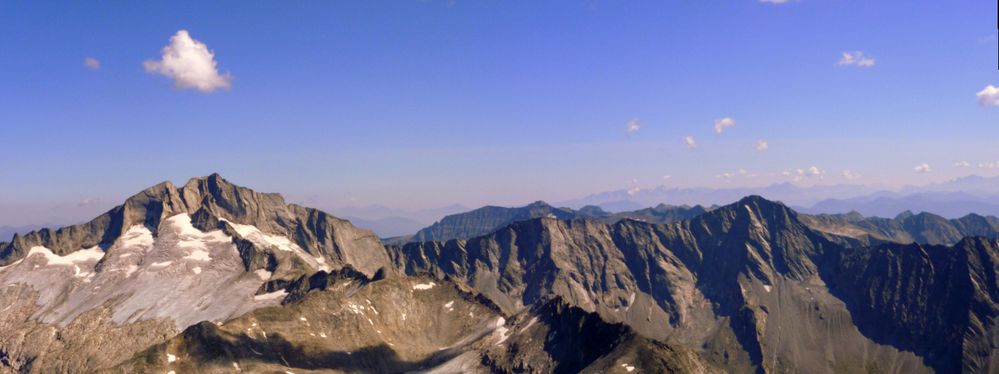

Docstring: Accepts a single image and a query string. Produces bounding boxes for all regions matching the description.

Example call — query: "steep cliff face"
[392,196,993,372]
[823,237,999,373]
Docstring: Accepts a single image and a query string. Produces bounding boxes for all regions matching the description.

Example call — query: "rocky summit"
[1,175,998,373]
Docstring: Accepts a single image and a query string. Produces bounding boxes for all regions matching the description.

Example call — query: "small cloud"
[626,118,641,133]
[977,85,999,107]
[979,34,997,44]
[683,135,697,148]
[662,175,672,180]
[913,163,932,173]
[784,166,823,181]
[627,187,641,196]
[759,0,790,3]
[144,30,232,93]
[978,162,999,169]
[837,51,876,68]
[713,117,736,134]
[842,170,861,180]
[955,161,970,167]
[83,57,101,71]
[754,140,769,151]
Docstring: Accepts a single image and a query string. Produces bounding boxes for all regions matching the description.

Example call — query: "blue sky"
[0,0,997,225]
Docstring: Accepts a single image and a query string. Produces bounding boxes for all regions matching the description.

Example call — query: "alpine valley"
[2,174,997,373]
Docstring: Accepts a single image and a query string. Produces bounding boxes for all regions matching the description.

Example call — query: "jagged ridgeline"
[0,175,997,373]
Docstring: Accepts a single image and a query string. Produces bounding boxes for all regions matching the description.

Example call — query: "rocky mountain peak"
[0,175,389,277]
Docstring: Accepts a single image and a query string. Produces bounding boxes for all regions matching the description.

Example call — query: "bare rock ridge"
[800,210,999,247]
[397,200,707,244]
[0,173,389,277]
[391,195,999,373]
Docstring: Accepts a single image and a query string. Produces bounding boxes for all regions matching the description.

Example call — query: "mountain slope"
[391,196,998,372]
[800,210,999,246]
[0,174,393,372]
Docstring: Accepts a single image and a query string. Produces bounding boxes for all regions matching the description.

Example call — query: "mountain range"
[555,175,999,219]
[2,174,998,373]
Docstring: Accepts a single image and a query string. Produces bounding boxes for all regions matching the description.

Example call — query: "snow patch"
[254,269,272,280]
[347,303,365,315]
[183,249,211,262]
[253,290,287,301]
[167,214,230,250]
[492,317,510,346]
[621,363,635,372]
[167,353,177,362]
[119,225,154,248]
[444,300,454,311]
[763,285,772,293]
[27,246,104,267]
[221,219,297,252]
[412,282,436,290]
[149,261,173,268]
[192,266,202,275]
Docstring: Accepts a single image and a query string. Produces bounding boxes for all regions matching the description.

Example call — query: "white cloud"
[627,187,641,196]
[754,140,769,151]
[83,57,101,71]
[978,162,999,169]
[913,163,931,173]
[784,166,824,181]
[955,161,970,167]
[760,0,789,3]
[713,117,736,134]
[842,170,861,180]
[626,118,641,133]
[977,85,999,107]
[837,51,876,68]
[144,30,232,92]
[662,175,672,180]
[683,135,697,148]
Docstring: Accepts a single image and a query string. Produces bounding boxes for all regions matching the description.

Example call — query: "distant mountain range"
[558,175,999,219]
[388,201,709,244]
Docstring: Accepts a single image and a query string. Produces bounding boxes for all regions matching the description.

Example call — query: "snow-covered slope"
[0,174,394,372]
[0,214,286,330]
